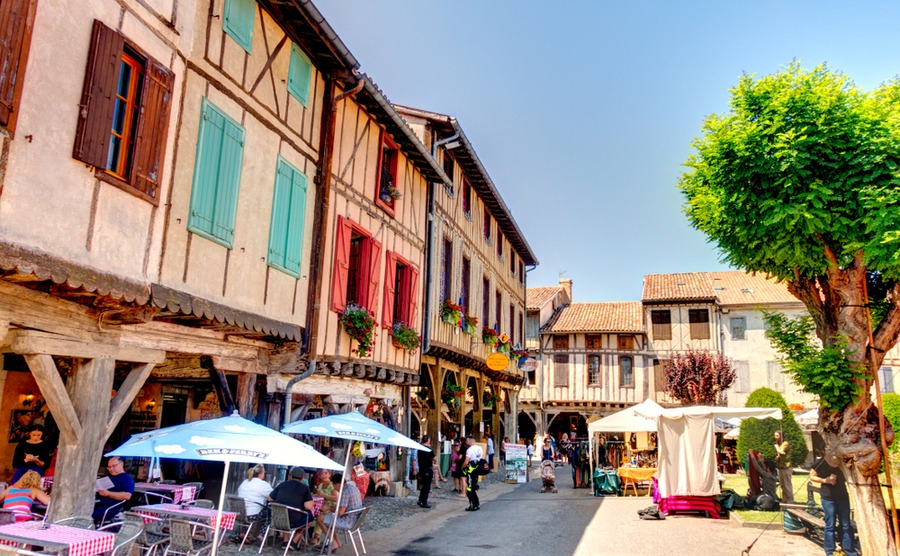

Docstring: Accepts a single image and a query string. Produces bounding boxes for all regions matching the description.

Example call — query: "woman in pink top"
[1,470,50,521]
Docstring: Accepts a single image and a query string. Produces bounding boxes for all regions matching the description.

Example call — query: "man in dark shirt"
[417,435,435,508]
[93,457,135,525]
[810,454,858,556]
[269,466,315,548]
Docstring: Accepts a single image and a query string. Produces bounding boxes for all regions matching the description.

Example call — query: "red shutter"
[0,0,36,131]
[364,238,382,317]
[407,265,419,326]
[131,59,175,202]
[330,215,351,313]
[73,20,124,168]
[381,251,396,328]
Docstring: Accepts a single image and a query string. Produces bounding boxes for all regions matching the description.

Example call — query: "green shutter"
[267,157,307,277]
[188,99,245,248]
[223,0,255,54]
[287,43,312,106]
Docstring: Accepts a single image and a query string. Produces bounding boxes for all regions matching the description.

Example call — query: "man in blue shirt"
[93,457,134,525]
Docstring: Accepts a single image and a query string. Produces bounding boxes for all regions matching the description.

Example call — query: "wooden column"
[473,374,484,441]
[236,373,257,417]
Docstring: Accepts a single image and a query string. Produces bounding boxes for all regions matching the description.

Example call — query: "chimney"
[559,277,573,303]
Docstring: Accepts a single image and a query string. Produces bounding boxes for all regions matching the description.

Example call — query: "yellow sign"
[486,353,510,371]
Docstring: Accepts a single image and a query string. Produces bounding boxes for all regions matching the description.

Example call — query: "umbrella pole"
[324,448,351,554]
[211,460,230,556]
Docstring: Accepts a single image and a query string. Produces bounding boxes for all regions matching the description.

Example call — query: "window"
[553,335,568,350]
[510,253,516,275]
[617,335,634,351]
[766,361,784,392]
[880,367,895,394]
[484,211,492,243]
[689,309,710,340]
[553,354,569,387]
[186,99,245,247]
[441,237,453,302]
[73,20,175,204]
[482,277,490,330]
[382,252,418,328]
[223,0,255,53]
[267,157,307,277]
[330,215,381,315]
[518,312,523,346]
[509,304,515,343]
[287,43,312,106]
[588,355,601,386]
[462,179,472,216]
[442,153,455,195]
[495,291,502,331]
[651,310,672,340]
[586,335,602,349]
[654,359,670,392]
[519,261,525,284]
[497,233,503,258]
[376,134,400,214]
[730,317,746,340]
[733,360,750,393]
[461,257,471,312]
[0,0,37,134]
[620,356,634,387]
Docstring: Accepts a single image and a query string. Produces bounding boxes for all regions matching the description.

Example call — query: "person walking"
[486,434,495,472]
[417,435,435,508]
[500,436,508,469]
[462,435,484,512]
[810,453,857,556]
[450,441,465,495]
[526,440,534,468]
[773,430,793,504]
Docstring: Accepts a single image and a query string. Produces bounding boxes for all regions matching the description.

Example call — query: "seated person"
[1,470,50,521]
[315,473,362,551]
[93,457,134,525]
[237,464,272,517]
[268,466,315,549]
[311,471,339,545]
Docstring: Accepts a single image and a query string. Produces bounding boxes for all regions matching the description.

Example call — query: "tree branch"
[871,281,900,368]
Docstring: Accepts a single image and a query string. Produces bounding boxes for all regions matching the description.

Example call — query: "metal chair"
[96,499,126,528]
[190,500,214,509]
[122,512,169,556]
[224,495,259,552]
[182,483,203,500]
[261,503,310,556]
[100,519,143,556]
[0,509,17,525]
[52,516,94,529]
[138,491,173,505]
[163,520,213,556]
[332,507,368,556]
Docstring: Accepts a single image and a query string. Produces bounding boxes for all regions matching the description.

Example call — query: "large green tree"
[679,62,900,554]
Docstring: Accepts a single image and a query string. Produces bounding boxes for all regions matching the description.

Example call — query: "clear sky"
[314,1,900,302]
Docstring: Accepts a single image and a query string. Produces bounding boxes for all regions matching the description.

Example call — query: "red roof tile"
[544,302,644,333]
[527,286,563,310]
[642,273,716,302]
[709,271,800,306]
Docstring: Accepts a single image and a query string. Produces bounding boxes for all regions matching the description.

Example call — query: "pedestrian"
[541,437,555,462]
[526,440,534,468]
[773,430,793,504]
[450,441,465,495]
[810,453,857,556]
[417,435,435,508]
[486,433,495,472]
[560,433,570,464]
[462,434,484,512]
[500,436,508,468]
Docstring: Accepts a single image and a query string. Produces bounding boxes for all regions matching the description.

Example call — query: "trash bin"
[440,440,451,476]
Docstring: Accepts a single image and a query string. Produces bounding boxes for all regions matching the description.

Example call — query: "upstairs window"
[588,355,601,386]
[382,252,419,328]
[287,43,312,106]
[510,253,516,275]
[586,335,602,349]
[519,261,525,284]
[0,0,38,134]
[651,310,672,340]
[331,216,381,316]
[442,153,455,196]
[617,335,634,351]
[880,367,895,394]
[553,354,569,387]
[462,179,472,217]
[73,20,175,204]
[509,303,515,343]
[766,361,784,392]
[376,133,400,215]
[495,291,502,331]
[730,317,746,340]
[484,211,492,243]
[689,309,710,340]
[496,233,503,258]
[553,335,569,350]
[461,257,471,311]
[267,157,307,277]
[620,356,634,387]
[482,277,490,331]
[441,237,453,303]
[733,360,750,393]
[223,0,255,53]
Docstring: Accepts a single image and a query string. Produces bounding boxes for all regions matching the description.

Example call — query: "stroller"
[541,459,557,493]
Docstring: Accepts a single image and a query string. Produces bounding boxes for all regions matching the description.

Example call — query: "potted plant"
[462,314,478,336]
[391,322,421,351]
[379,166,402,202]
[482,327,499,349]
[441,300,463,326]
[482,391,501,408]
[511,347,529,365]
[496,333,511,353]
[340,303,376,357]
[441,382,463,409]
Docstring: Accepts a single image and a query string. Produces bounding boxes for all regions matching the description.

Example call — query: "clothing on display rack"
[570,442,592,488]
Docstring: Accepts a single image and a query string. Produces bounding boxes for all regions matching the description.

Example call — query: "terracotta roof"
[642,273,716,302]
[709,271,800,306]
[527,286,563,310]
[543,302,644,333]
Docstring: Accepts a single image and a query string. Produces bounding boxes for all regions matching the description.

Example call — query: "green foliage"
[736,388,809,467]
[679,62,900,282]
[391,322,420,351]
[883,393,900,453]
[341,303,376,357]
[763,311,865,410]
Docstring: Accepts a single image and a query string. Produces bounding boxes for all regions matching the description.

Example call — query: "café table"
[131,503,237,531]
[133,483,198,504]
[617,467,657,496]
[0,522,115,556]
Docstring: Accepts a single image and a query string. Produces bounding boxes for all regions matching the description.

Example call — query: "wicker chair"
[163,520,213,556]
[260,503,309,556]
[224,495,259,552]
[122,512,169,556]
[53,516,94,529]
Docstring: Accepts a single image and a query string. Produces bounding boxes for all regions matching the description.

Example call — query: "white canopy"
[633,405,782,499]
[588,398,662,434]
[797,408,819,427]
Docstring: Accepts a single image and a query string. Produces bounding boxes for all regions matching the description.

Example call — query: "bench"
[782,483,826,543]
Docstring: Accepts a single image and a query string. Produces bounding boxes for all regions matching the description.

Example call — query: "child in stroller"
[541,459,557,493]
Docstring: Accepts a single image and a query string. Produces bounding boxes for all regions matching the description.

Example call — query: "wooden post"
[236,373,257,417]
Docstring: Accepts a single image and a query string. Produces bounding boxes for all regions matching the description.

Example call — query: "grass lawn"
[723,473,809,523]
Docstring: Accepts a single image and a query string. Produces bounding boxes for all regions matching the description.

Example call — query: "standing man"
[462,434,484,512]
[485,433,495,472]
[417,435,435,508]
[810,453,858,556]
[269,467,315,549]
[773,430,793,504]
[93,457,134,525]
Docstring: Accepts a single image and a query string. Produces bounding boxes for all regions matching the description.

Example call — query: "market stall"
[587,399,662,496]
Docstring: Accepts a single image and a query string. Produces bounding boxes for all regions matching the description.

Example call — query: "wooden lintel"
[211,355,261,374]
[105,363,155,442]
[119,326,261,360]
[24,354,82,443]
[0,280,107,341]
[10,330,166,363]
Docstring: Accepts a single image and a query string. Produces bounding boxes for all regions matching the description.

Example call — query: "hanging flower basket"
[441,382,463,409]
[441,300,463,326]
[482,328,499,350]
[391,322,421,351]
[463,314,478,336]
[482,392,501,408]
[341,303,376,357]
[496,333,511,353]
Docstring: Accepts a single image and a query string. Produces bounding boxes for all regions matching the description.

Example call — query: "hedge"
[736,387,808,467]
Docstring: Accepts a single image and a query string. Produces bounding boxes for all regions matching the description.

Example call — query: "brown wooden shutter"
[131,59,175,202]
[330,215,351,313]
[381,251,396,328]
[73,20,123,168]
[0,0,37,131]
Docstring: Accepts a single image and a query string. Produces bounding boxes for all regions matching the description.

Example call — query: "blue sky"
[315,1,900,302]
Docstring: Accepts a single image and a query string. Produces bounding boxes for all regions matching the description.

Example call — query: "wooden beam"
[10,330,166,363]
[0,280,106,341]
[105,363,155,442]
[23,354,82,443]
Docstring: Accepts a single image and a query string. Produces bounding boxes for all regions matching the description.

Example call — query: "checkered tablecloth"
[134,483,197,503]
[312,497,324,516]
[0,523,115,556]
[40,476,53,490]
[133,504,236,530]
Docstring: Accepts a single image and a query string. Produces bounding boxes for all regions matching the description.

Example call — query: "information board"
[505,443,528,483]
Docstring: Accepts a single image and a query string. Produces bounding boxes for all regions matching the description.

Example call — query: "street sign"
[520,358,538,372]
[486,352,510,370]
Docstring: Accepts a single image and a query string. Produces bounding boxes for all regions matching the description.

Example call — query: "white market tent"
[797,408,819,428]
[588,398,662,434]
[634,405,782,498]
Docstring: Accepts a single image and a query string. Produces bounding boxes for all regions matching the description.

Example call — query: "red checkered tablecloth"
[0,523,115,556]
[312,497,324,516]
[133,504,236,530]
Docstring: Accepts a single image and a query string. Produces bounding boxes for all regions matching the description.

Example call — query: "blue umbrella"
[108,411,342,555]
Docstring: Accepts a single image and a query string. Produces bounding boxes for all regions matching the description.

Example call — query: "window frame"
[106,50,143,181]
[586,335,602,349]
[650,310,672,340]
[619,356,634,388]
[730,317,747,341]
[733,360,750,393]
[223,0,255,54]
[442,153,455,196]
[330,215,382,316]
[461,257,471,313]
[588,355,601,386]
[483,210,492,244]
[462,178,472,217]
[375,132,400,216]
[553,353,569,387]
[381,251,419,329]
[440,237,453,303]
[617,335,634,351]
[689,308,711,340]
[482,277,490,332]
[266,156,308,278]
